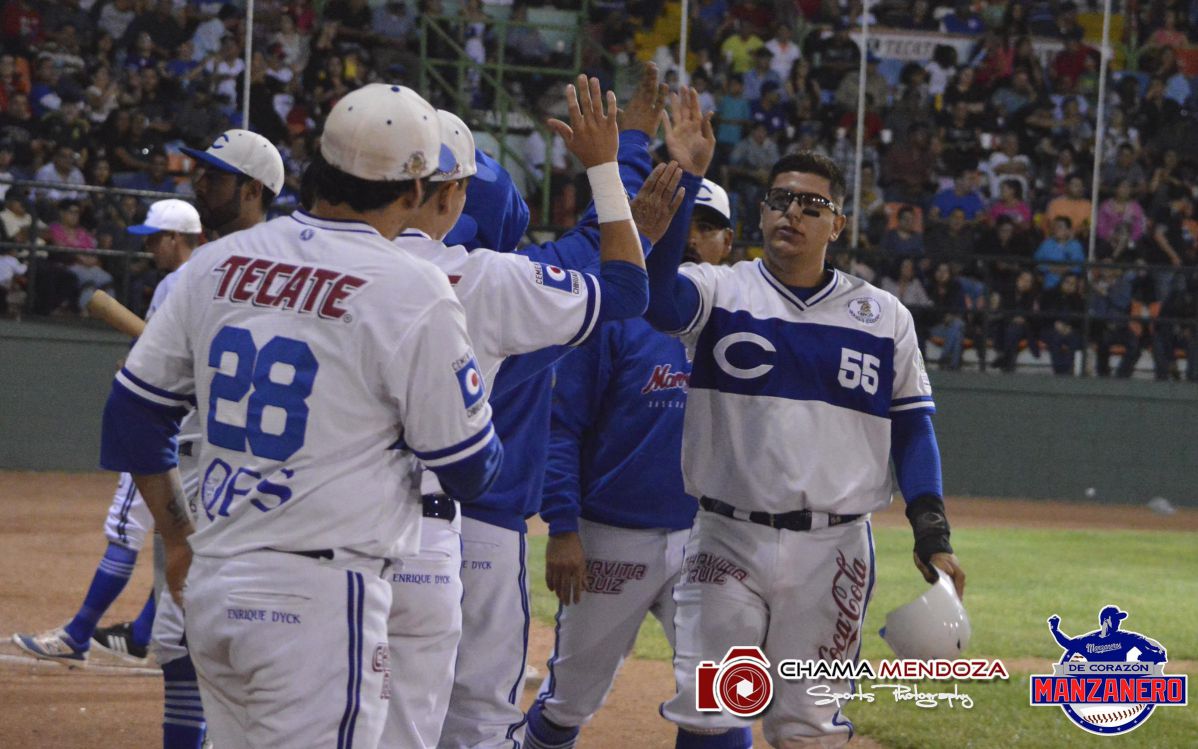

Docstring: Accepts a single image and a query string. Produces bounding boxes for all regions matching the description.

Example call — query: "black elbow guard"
[906,494,953,565]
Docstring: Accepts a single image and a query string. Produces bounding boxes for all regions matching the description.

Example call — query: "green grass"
[525,527,1198,748]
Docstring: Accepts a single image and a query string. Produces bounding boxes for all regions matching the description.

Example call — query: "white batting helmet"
[879,569,971,660]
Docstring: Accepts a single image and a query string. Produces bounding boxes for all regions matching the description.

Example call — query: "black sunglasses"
[763,188,840,217]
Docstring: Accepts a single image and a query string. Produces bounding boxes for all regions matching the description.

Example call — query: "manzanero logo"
[1030,605,1188,735]
[696,646,774,717]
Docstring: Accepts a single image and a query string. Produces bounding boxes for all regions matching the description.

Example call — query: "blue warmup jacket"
[540,317,697,536]
[453,131,659,532]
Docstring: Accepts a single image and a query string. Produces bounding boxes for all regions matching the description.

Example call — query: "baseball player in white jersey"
[384,80,679,748]
[98,84,503,748]
[524,179,733,749]
[148,129,288,749]
[12,199,203,671]
[644,151,967,748]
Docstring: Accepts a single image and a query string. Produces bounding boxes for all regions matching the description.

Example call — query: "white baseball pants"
[661,511,875,747]
[439,517,530,749]
[184,550,392,749]
[382,515,463,748]
[533,519,689,727]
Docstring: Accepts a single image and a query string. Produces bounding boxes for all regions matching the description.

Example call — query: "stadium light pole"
[850,5,869,248]
[1087,0,1114,263]
[678,0,689,86]
[243,0,255,130]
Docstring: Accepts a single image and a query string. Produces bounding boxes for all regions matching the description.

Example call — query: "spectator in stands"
[882,205,925,260]
[939,100,982,175]
[1090,267,1141,378]
[750,82,786,135]
[726,121,778,240]
[715,74,750,166]
[899,0,938,32]
[193,4,241,62]
[882,257,932,312]
[1044,175,1093,237]
[1100,144,1147,197]
[882,122,935,204]
[926,207,976,257]
[1096,179,1148,259]
[811,20,860,90]
[942,0,984,35]
[765,25,800,81]
[206,36,247,107]
[1155,46,1192,106]
[1100,107,1140,164]
[720,20,764,75]
[930,170,985,224]
[924,44,957,98]
[985,132,1032,199]
[990,67,1037,124]
[99,0,137,42]
[506,4,551,66]
[834,53,889,115]
[1148,194,1193,300]
[1,0,42,53]
[991,269,1041,372]
[785,56,824,109]
[1147,147,1186,213]
[1152,271,1198,381]
[693,73,716,114]
[46,199,94,250]
[1041,272,1086,375]
[978,215,1034,294]
[1052,27,1091,91]
[34,145,86,202]
[972,31,1014,90]
[0,242,25,313]
[743,48,780,101]
[1035,216,1086,291]
[1147,8,1188,52]
[1055,96,1095,152]
[926,261,968,370]
[272,12,311,70]
[126,150,175,196]
[942,65,987,117]
[989,179,1032,229]
[0,92,42,169]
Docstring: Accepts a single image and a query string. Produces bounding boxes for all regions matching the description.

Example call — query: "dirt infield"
[2,472,1194,748]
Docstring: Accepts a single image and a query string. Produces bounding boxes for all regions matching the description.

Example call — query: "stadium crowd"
[1,0,1196,379]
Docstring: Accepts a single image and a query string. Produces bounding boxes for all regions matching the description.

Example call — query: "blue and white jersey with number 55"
[101,210,501,560]
[672,259,933,516]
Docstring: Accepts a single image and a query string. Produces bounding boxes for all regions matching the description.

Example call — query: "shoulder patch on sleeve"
[531,262,582,295]
[452,352,486,415]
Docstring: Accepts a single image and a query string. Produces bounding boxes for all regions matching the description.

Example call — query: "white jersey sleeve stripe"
[891,395,934,407]
[564,272,601,346]
[116,368,196,408]
[890,400,936,413]
[415,423,496,468]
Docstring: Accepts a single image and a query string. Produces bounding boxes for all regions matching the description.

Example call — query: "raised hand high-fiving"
[663,85,716,177]
[547,75,620,169]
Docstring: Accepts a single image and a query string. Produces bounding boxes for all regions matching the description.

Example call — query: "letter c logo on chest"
[713,332,776,379]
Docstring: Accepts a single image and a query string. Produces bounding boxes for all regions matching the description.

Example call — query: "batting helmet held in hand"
[879,568,971,660]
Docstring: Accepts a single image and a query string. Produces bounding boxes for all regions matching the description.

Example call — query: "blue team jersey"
[458,131,658,532]
[541,318,697,535]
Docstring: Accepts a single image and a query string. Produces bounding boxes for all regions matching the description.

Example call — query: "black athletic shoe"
[91,622,149,662]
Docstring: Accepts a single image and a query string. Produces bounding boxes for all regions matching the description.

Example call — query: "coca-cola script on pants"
[818,550,870,661]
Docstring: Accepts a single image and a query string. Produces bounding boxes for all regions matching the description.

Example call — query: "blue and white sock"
[675,727,753,749]
[524,701,580,749]
[162,655,207,749]
[64,542,138,646]
[130,589,156,647]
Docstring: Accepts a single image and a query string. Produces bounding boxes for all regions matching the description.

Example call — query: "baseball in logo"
[696,646,774,717]
[1029,605,1187,735]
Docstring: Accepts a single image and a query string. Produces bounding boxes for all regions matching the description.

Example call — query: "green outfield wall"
[2,320,1195,506]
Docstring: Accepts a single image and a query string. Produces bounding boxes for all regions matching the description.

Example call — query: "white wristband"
[586,162,632,224]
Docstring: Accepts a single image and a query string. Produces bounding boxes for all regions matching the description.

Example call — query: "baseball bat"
[86,290,146,338]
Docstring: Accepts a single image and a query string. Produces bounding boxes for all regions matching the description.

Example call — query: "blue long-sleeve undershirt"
[890,410,943,503]
[644,171,703,332]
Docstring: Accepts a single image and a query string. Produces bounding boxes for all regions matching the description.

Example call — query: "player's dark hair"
[769,152,847,205]
[303,152,419,213]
